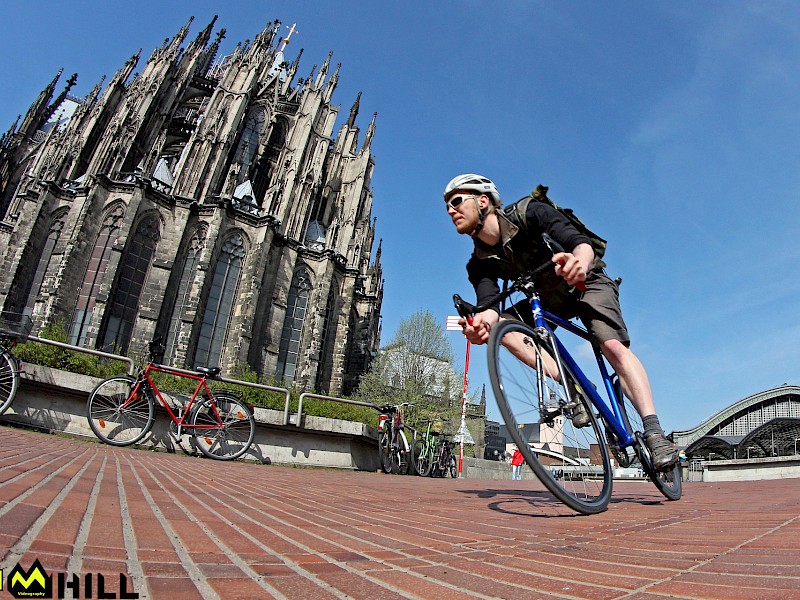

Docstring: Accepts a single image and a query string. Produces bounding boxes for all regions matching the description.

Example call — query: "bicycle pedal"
[169,421,184,439]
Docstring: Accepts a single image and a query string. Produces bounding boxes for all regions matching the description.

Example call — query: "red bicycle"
[86,341,255,460]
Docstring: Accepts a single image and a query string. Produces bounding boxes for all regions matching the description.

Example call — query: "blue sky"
[2,2,798,433]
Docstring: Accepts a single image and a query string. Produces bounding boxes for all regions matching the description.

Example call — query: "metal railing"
[295,392,378,427]
[27,335,136,375]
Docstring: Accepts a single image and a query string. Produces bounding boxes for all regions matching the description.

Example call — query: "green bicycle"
[412,419,443,477]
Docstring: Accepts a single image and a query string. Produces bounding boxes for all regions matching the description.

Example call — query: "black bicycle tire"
[634,431,683,501]
[396,433,410,475]
[488,319,613,515]
[378,429,394,473]
[87,376,154,446]
[446,452,457,478]
[413,438,432,477]
[190,393,255,460]
[615,381,682,501]
[0,349,19,415]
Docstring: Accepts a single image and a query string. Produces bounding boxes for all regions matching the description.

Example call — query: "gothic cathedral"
[0,17,384,396]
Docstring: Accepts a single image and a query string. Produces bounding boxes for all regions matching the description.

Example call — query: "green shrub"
[14,321,128,379]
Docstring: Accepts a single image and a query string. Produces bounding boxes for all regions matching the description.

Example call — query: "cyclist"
[444,173,677,470]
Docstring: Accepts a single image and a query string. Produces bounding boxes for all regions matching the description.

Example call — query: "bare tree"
[355,310,460,420]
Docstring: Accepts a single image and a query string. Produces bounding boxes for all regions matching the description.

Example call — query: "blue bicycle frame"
[530,294,636,449]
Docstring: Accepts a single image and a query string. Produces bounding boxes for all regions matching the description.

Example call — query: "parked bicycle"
[412,419,443,477]
[0,312,33,416]
[87,340,255,460]
[454,236,681,514]
[430,436,457,478]
[377,402,414,475]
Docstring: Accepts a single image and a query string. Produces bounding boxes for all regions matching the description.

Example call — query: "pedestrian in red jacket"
[511,447,524,480]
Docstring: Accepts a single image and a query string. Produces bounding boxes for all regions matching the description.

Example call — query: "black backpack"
[505,185,607,259]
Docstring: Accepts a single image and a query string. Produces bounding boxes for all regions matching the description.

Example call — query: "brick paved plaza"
[1,426,799,599]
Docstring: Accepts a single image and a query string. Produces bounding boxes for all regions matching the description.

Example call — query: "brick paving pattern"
[1,426,799,599]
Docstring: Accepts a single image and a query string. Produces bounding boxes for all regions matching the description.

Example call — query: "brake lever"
[452,294,477,318]
[542,234,586,292]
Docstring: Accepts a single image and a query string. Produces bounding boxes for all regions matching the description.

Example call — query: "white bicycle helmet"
[443,173,501,206]
[443,173,501,236]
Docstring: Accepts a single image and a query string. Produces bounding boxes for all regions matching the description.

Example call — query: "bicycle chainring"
[605,426,635,468]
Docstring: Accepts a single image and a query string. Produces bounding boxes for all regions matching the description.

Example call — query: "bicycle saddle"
[196,366,221,378]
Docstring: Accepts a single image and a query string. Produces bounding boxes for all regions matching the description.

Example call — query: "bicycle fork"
[528,326,581,425]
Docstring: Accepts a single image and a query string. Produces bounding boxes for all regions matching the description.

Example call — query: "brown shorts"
[506,270,630,346]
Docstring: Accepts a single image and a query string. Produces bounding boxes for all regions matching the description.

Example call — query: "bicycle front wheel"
[87,376,154,446]
[412,438,432,477]
[0,349,19,415]
[191,393,255,460]
[489,319,613,514]
[378,429,394,473]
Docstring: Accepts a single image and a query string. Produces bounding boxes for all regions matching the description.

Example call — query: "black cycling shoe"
[567,379,591,428]
[644,431,678,471]
[570,400,591,428]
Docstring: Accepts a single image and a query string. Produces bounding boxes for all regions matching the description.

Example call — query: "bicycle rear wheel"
[445,451,457,478]
[0,349,19,415]
[87,376,154,446]
[191,393,255,460]
[489,319,613,514]
[615,380,682,501]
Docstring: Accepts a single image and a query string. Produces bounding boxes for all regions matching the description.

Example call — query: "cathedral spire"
[198,26,226,75]
[363,112,377,150]
[2,114,21,142]
[315,51,332,87]
[188,15,218,57]
[19,68,64,138]
[44,72,78,125]
[324,63,340,101]
[108,51,141,90]
[346,92,362,128]
[169,16,195,52]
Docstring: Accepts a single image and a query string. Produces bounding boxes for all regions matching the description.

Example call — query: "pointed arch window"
[260,117,288,209]
[70,203,125,346]
[165,227,206,365]
[276,269,312,384]
[194,233,245,367]
[315,285,340,393]
[23,210,67,316]
[100,213,161,353]
[233,110,264,186]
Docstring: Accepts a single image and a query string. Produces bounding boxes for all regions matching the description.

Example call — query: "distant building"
[0,17,383,395]
[672,384,800,459]
[484,420,505,461]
